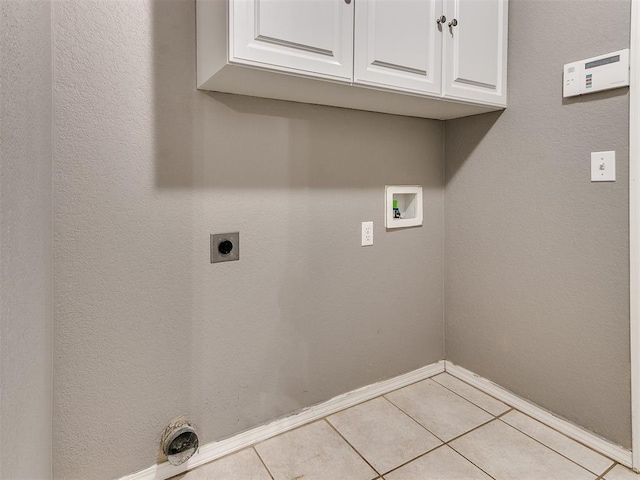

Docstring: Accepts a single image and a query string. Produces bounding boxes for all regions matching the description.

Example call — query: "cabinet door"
[354,0,442,95]
[443,0,507,105]
[231,0,354,81]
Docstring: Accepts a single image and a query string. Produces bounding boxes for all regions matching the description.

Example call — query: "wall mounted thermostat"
[563,49,629,98]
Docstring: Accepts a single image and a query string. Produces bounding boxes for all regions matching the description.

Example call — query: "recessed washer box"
[385,186,423,229]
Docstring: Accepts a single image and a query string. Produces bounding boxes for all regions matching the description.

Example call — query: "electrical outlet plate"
[210,232,240,263]
[361,221,373,246]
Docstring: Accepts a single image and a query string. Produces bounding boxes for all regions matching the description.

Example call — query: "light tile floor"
[174,373,639,480]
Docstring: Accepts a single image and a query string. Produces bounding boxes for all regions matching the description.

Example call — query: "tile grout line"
[445,367,631,467]
[431,375,511,417]
[374,372,444,399]
[496,407,515,418]
[443,445,498,480]
[439,372,624,470]
[385,376,511,445]
[383,388,502,446]
[387,369,618,476]
[496,417,610,477]
[326,395,464,478]
[595,462,618,480]
[441,416,499,445]
[380,443,449,478]
[251,447,276,480]
[377,395,446,440]
[323,418,381,480]
[377,398,570,480]
[434,372,515,412]
[379,439,497,480]
[381,395,447,445]
[377,444,443,477]
[292,370,445,429]
[508,407,623,464]
[328,391,612,480]
[381,394,500,478]
[325,394,491,479]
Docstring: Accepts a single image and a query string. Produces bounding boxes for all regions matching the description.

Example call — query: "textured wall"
[0,0,53,478]
[445,0,631,448]
[52,1,444,478]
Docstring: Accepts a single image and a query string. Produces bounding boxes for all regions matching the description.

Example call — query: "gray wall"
[0,0,53,478]
[50,0,634,477]
[52,1,444,478]
[445,0,631,448]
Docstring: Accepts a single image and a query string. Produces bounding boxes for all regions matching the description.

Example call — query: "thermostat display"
[585,55,620,70]
[563,49,629,98]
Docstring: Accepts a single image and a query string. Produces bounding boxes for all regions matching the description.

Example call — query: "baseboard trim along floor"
[118,359,632,480]
[118,361,446,480]
[444,361,633,468]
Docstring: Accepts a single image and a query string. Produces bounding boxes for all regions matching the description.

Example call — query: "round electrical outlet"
[218,240,233,255]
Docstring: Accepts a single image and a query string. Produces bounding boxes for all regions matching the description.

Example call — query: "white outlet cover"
[361,221,373,246]
[591,151,615,182]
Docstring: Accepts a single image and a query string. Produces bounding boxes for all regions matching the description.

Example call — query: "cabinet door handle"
[436,15,446,25]
[448,18,458,27]
[345,0,351,4]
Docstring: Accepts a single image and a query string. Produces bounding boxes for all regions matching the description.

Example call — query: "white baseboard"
[118,360,446,480]
[445,361,633,467]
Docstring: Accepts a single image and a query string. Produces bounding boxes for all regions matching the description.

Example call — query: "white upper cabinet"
[196,0,508,119]
[231,0,354,81]
[443,0,508,105]
[354,0,442,95]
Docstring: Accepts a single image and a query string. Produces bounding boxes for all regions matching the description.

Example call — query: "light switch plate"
[591,151,616,182]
